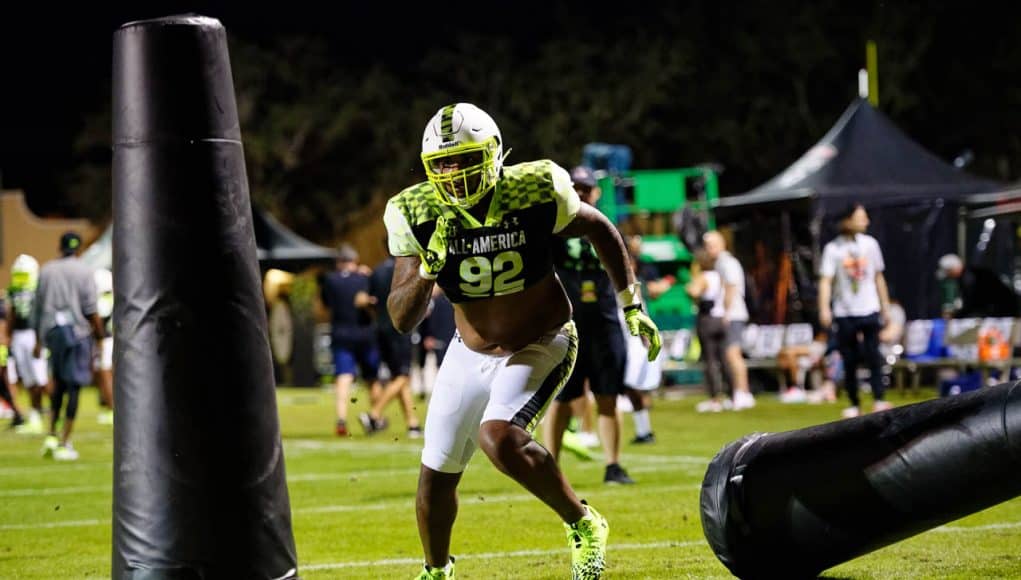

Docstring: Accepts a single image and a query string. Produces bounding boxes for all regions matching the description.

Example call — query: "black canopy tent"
[252,207,338,272]
[713,99,1008,321]
[83,206,338,274]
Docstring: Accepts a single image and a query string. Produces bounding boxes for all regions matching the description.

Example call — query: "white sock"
[632,409,651,437]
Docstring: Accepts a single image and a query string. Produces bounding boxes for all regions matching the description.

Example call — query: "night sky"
[0,2,517,213]
[2,2,1018,216]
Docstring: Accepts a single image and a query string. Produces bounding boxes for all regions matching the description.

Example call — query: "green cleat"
[561,429,597,461]
[565,501,609,580]
[413,556,454,579]
[41,435,59,458]
[15,416,45,435]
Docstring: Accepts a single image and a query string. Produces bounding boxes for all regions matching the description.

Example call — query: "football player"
[8,254,50,433]
[384,103,660,580]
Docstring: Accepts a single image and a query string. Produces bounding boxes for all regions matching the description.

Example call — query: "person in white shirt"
[703,231,755,410]
[818,203,892,418]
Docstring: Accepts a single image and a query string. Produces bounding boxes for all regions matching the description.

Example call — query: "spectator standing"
[412,287,456,400]
[818,203,893,417]
[361,250,422,438]
[937,253,964,319]
[686,249,731,413]
[32,232,104,460]
[319,244,380,436]
[702,230,755,410]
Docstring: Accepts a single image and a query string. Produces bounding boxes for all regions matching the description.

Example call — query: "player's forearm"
[388,258,435,334]
[389,282,433,334]
[586,218,635,293]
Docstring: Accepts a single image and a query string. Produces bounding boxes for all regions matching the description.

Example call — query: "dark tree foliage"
[63,2,1021,244]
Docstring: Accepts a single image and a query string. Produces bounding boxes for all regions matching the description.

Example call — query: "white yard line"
[0,484,108,497]
[935,521,1021,532]
[0,463,110,476]
[294,482,700,514]
[0,519,105,530]
[303,540,706,571]
[0,462,701,497]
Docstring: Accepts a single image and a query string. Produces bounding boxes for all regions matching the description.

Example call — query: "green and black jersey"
[384,160,580,304]
[7,287,34,330]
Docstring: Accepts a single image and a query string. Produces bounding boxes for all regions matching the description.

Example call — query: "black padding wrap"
[112,15,298,580]
[701,380,1021,579]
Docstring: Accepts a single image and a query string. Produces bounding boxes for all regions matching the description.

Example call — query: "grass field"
[1,385,1019,579]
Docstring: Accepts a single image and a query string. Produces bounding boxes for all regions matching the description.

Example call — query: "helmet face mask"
[421,103,504,208]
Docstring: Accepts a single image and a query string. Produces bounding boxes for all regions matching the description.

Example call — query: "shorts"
[8,329,48,388]
[624,331,663,391]
[331,339,380,380]
[725,320,747,348]
[555,321,625,401]
[378,330,412,377]
[422,320,578,473]
[95,337,113,371]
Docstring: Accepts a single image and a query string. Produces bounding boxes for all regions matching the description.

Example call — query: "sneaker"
[780,388,808,404]
[8,414,25,429]
[630,432,656,445]
[414,556,455,579]
[604,463,635,485]
[696,399,723,413]
[407,426,423,439]
[41,435,59,458]
[577,431,600,449]
[733,391,756,411]
[359,412,389,435]
[97,411,114,425]
[53,444,79,461]
[561,429,597,461]
[720,397,735,411]
[15,414,44,435]
[565,501,609,580]
[841,406,861,419]
[872,401,894,413]
[335,419,349,437]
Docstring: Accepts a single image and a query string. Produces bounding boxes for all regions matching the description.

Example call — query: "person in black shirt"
[319,244,380,436]
[543,166,635,485]
[0,289,24,428]
[360,249,422,438]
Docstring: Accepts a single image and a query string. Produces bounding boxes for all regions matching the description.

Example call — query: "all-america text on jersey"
[447,230,527,256]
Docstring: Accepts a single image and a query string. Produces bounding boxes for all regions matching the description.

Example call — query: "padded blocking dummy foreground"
[701,381,1021,579]
[112,15,298,579]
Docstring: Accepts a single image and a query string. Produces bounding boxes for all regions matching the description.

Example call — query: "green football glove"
[624,305,662,361]
[419,214,457,279]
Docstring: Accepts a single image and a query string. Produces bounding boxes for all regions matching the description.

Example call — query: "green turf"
[1,386,1018,579]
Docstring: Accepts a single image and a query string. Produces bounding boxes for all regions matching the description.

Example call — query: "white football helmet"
[95,268,114,319]
[421,103,505,208]
[10,254,39,290]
